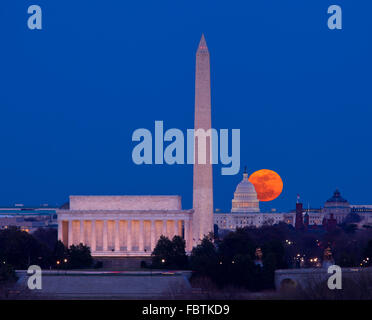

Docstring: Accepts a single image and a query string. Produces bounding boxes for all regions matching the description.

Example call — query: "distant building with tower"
[322,189,351,223]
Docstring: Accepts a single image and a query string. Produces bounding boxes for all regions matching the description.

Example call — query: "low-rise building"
[0,205,57,233]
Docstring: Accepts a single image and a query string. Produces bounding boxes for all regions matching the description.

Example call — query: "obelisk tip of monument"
[198,33,208,50]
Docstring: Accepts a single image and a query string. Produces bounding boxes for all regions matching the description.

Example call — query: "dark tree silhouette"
[66,243,93,269]
[0,226,51,269]
[190,235,218,277]
[152,235,188,269]
[33,227,58,251]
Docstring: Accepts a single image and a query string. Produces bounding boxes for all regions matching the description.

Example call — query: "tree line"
[150,222,372,291]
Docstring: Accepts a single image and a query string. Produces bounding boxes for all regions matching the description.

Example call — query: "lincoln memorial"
[57,196,193,256]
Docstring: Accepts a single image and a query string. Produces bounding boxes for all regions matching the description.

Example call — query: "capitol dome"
[231,169,260,213]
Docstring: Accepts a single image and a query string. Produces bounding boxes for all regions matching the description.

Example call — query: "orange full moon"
[248,169,283,202]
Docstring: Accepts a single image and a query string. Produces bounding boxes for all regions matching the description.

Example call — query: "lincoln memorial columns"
[68,220,73,247]
[103,220,108,251]
[162,220,167,236]
[91,220,96,252]
[174,219,179,237]
[139,220,144,252]
[127,220,132,252]
[150,220,156,251]
[114,220,120,252]
[80,220,84,244]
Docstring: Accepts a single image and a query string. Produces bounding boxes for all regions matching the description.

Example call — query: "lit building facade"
[57,196,193,257]
[0,205,57,233]
[214,179,372,231]
[322,189,351,224]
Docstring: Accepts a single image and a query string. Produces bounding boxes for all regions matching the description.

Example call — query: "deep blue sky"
[1,1,371,211]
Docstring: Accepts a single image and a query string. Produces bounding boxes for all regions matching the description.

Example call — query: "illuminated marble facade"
[57,196,193,256]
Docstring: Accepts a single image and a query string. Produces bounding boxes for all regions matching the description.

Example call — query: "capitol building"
[214,170,294,230]
[214,172,372,231]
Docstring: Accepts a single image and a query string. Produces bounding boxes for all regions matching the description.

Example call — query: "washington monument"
[192,34,214,245]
